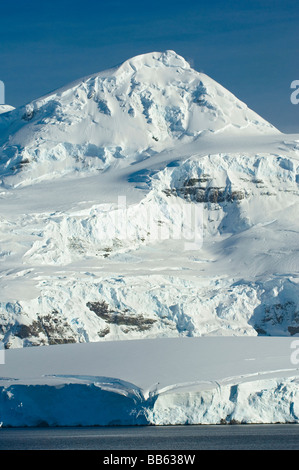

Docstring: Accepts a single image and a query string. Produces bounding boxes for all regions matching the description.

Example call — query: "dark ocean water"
[0,424,299,450]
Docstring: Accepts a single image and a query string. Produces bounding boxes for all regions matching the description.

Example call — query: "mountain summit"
[0,50,278,185]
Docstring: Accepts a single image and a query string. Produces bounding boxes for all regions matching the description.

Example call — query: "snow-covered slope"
[1,132,299,347]
[0,51,277,187]
[0,51,298,347]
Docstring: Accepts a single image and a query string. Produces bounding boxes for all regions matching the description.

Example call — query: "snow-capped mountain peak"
[0,50,278,186]
[116,50,191,72]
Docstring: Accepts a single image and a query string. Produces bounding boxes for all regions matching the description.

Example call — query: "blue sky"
[0,0,298,132]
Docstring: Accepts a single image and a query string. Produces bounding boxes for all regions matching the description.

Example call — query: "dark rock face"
[163,177,245,204]
[8,310,76,347]
[252,300,299,336]
[87,301,156,331]
[22,109,35,121]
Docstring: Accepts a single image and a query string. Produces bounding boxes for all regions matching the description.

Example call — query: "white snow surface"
[0,51,299,425]
[1,131,299,346]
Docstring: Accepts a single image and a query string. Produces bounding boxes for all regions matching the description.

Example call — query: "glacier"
[0,50,299,425]
[1,337,299,427]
